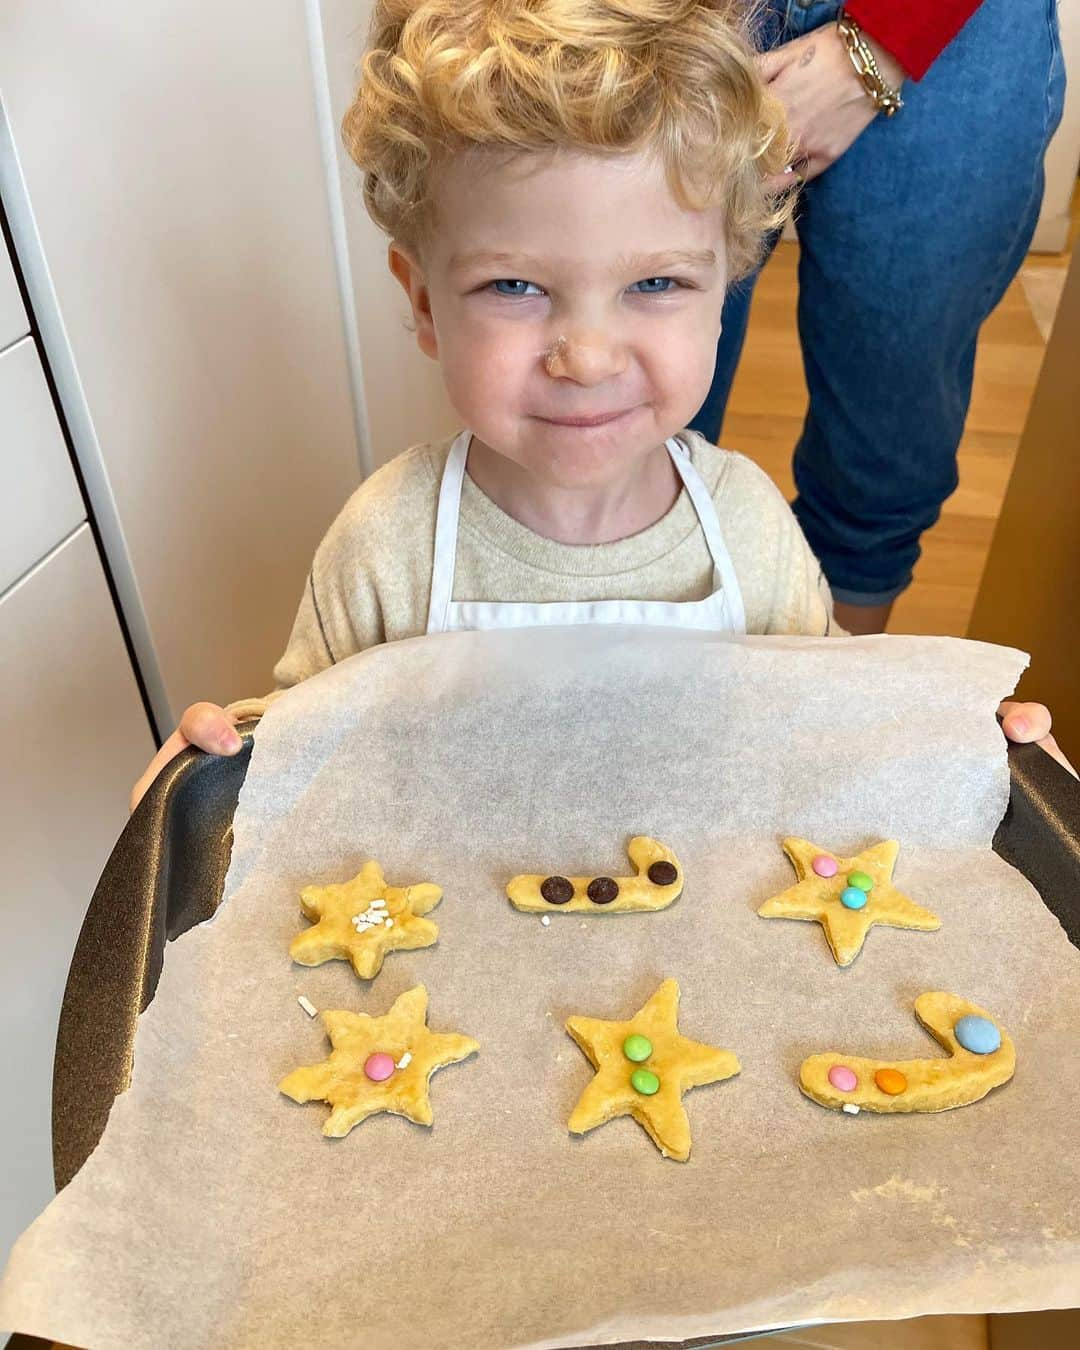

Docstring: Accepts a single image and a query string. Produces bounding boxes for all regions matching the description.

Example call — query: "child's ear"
[387,242,438,360]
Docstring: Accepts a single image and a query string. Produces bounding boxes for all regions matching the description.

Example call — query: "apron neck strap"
[425,429,472,635]
[426,431,745,635]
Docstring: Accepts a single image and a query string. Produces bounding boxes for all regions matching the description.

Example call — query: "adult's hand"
[759,21,907,191]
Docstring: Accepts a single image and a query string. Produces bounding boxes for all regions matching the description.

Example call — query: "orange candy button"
[874,1067,907,1096]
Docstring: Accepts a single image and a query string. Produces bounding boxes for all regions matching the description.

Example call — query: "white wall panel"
[0,2,366,725]
[0,336,85,593]
[0,238,28,351]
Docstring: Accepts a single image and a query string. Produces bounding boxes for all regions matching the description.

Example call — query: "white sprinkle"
[397,1052,412,1069]
[370,899,387,909]
[384,918,394,928]
[842,1103,860,1115]
[297,996,318,1018]
[540,915,551,927]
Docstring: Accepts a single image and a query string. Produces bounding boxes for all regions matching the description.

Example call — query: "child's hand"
[998,701,1077,779]
[129,702,243,812]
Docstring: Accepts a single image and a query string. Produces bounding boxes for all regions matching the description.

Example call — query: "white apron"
[425,429,746,635]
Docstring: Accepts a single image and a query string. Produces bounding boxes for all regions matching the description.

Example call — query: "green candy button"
[630,1068,660,1096]
[623,1034,653,1063]
[847,870,874,892]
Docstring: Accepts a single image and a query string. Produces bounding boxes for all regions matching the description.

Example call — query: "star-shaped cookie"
[758,838,940,966]
[565,978,740,1161]
[278,984,479,1136]
[289,859,441,979]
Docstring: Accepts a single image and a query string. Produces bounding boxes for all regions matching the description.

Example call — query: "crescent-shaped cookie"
[800,992,1015,1114]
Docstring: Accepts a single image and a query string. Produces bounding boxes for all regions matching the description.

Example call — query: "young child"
[131,0,1063,808]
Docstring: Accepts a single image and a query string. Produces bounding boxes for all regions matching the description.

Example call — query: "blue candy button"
[840,886,867,910]
[954,1014,1001,1055]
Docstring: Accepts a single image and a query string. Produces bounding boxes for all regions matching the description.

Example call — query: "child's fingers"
[998,700,1078,779]
[129,727,192,813]
[129,705,242,813]
[998,700,1052,743]
[178,702,243,755]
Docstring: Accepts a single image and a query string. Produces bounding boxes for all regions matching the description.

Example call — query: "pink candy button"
[828,1064,858,1093]
[812,855,838,878]
[364,1052,396,1082]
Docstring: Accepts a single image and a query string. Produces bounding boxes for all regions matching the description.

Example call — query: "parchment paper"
[3,628,1079,1350]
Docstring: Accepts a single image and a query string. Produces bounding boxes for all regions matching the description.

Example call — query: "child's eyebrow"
[447,248,718,275]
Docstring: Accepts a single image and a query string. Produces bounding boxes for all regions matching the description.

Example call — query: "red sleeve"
[843,0,984,81]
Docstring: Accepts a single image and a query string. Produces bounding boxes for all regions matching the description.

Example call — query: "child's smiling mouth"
[536,406,639,429]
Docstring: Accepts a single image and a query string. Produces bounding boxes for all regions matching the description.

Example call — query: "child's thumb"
[179,702,242,755]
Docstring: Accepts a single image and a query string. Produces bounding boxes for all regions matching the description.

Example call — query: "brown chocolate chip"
[647,860,678,887]
[587,876,619,905]
[540,876,574,905]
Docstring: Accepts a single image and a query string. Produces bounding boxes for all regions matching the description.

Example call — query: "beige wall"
[1032,0,1080,253]
[967,249,1079,758]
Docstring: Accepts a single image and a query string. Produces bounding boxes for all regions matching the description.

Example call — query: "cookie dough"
[800,991,1015,1114]
[278,985,479,1136]
[289,859,441,979]
[758,838,940,966]
[508,837,682,914]
[565,978,739,1161]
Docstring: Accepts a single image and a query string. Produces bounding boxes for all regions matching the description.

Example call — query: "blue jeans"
[689,0,1067,605]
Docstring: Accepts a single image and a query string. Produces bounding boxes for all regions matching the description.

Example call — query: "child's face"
[389,147,728,490]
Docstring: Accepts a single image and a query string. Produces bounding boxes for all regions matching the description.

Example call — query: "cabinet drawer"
[0,241,29,352]
[0,523,155,1262]
[0,335,85,594]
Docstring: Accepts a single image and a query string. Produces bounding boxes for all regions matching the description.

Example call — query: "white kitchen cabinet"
[0,524,156,1264]
[0,334,86,595]
[1,1,365,729]
[0,239,28,350]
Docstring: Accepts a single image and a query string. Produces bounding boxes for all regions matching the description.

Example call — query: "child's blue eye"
[487,276,685,298]
[491,279,543,297]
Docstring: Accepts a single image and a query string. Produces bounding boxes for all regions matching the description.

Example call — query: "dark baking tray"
[15,730,1080,1350]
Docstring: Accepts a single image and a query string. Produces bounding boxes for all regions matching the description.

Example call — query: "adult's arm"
[843,0,984,81]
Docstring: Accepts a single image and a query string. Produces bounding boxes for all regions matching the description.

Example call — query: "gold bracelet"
[836,9,904,118]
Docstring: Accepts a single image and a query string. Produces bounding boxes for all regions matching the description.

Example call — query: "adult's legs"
[687,239,782,445]
[786,0,1066,630]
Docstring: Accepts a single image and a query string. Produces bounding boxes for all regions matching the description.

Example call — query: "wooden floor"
[725,184,1080,637]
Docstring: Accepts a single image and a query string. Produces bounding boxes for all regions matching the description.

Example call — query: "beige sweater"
[229,429,835,717]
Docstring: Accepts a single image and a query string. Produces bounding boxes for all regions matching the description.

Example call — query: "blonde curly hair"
[342,0,796,285]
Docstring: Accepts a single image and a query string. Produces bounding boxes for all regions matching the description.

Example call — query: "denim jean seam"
[1044,0,1066,144]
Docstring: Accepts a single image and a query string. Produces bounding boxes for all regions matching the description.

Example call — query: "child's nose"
[543,331,628,384]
